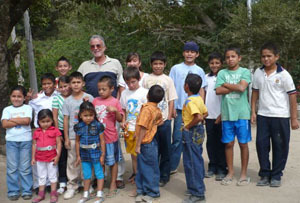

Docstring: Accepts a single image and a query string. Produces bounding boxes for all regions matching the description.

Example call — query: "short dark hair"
[185,73,202,94]
[11,85,27,97]
[78,101,98,123]
[41,73,55,84]
[208,52,223,64]
[58,75,70,85]
[225,46,241,57]
[260,42,279,55]
[56,56,70,66]
[98,76,114,88]
[148,85,164,103]
[150,51,166,64]
[69,71,84,81]
[123,66,140,81]
[37,109,54,127]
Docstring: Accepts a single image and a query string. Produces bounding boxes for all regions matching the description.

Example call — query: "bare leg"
[239,142,249,180]
[225,141,235,178]
[110,163,118,191]
[132,155,137,174]
[50,182,57,192]
[83,179,91,192]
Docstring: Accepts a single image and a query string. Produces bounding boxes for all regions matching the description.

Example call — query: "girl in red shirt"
[31,109,62,203]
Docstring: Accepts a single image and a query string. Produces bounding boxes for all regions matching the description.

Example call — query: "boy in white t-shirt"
[120,66,148,183]
[204,53,227,181]
[251,42,299,187]
[143,51,178,186]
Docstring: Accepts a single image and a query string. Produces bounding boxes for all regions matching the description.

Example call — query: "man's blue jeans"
[182,125,205,197]
[6,141,33,197]
[136,139,160,197]
[170,109,183,171]
[155,119,171,182]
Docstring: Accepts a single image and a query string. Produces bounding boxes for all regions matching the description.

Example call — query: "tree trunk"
[0,0,35,153]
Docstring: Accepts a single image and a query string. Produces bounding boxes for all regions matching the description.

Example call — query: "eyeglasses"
[90,44,102,50]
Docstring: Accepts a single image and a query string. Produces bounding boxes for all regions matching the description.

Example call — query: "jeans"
[256,115,290,180]
[136,139,160,197]
[58,130,68,184]
[182,125,205,196]
[155,119,171,182]
[6,141,32,197]
[170,109,183,171]
[205,119,227,174]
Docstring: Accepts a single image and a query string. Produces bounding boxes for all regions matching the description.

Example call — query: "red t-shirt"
[92,96,124,143]
[33,126,61,162]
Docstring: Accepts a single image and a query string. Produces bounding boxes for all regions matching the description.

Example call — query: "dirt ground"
[0,125,300,203]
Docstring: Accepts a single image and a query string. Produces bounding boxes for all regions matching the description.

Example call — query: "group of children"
[1,40,298,203]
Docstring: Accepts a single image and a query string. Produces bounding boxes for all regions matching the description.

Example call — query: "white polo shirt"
[252,64,296,118]
[205,73,221,119]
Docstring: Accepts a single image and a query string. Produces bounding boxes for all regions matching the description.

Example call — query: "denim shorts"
[105,141,123,166]
[221,119,251,144]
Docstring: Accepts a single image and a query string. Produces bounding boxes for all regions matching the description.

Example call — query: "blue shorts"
[82,161,104,180]
[105,141,123,166]
[221,120,251,144]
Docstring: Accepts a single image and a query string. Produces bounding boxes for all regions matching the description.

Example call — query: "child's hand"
[64,139,71,150]
[291,118,299,130]
[135,146,141,154]
[52,156,59,166]
[120,122,126,129]
[215,115,221,124]
[100,155,105,165]
[31,158,36,165]
[106,106,117,113]
[172,108,177,118]
[75,156,81,167]
[251,112,257,124]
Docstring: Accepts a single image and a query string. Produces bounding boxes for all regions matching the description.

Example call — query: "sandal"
[32,191,45,203]
[221,177,233,186]
[128,173,136,182]
[50,191,58,203]
[128,189,137,197]
[237,177,251,186]
[94,191,104,203]
[106,189,119,198]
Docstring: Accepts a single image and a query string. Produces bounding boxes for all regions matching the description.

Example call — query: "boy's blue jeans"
[170,109,183,171]
[182,125,205,197]
[155,119,171,182]
[136,139,160,197]
[6,141,32,197]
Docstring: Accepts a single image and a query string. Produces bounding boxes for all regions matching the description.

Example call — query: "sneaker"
[142,195,154,203]
[57,187,66,195]
[256,177,270,186]
[270,179,281,187]
[205,171,214,178]
[22,194,32,200]
[182,195,205,203]
[184,190,191,196]
[159,181,168,187]
[215,173,226,181]
[64,189,76,200]
[8,195,19,201]
[135,194,143,203]
[170,169,178,175]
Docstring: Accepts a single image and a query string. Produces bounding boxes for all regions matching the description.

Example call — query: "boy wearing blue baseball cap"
[169,41,207,174]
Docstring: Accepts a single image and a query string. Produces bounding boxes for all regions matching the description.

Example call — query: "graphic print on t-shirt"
[127,98,139,122]
[95,105,107,123]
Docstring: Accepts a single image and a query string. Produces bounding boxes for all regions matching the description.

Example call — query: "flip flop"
[128,189,137,197]
[221,177,233,186]
[237,177,251,186]
[106,189,119,198]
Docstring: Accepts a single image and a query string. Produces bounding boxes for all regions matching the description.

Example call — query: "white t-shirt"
[120,86,148,131]
[205,73,221,119]
[119,72,149,89]
[1,104,32,141]
[143,73,178,121]
[252,65,296,118]
[29,91,59,128]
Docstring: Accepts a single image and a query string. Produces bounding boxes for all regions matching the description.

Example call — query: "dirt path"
[0,125,300,203]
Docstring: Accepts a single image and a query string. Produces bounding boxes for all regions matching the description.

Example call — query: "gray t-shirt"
[62,93,94,139]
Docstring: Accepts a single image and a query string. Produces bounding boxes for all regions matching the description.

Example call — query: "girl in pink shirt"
[31,109,62,203]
